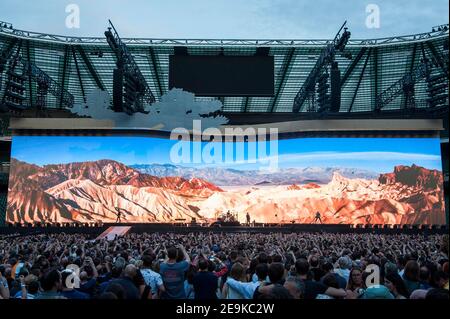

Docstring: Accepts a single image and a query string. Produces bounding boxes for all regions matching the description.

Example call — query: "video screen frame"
[6,133,445,225]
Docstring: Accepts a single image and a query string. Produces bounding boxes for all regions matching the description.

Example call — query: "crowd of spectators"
[0,232,448,300]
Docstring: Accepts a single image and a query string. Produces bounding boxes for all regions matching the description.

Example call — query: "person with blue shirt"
[160,244,191,299]
[334,256,352,283]
[14,275,39,299]
[193,259,218,300]
[0,269,10,299]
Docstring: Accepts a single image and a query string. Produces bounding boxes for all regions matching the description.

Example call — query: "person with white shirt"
[222,262,246,299]
[140,254,165,299]
[225,263,269,299]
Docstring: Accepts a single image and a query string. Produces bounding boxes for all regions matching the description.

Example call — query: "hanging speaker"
[330,61,341,112]
[112,68,124,112]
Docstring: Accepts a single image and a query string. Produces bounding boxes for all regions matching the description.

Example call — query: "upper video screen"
[169,55,274,96]
[6,136,445,225]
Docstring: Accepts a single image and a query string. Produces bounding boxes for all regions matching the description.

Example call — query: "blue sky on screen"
[11,136,442,173]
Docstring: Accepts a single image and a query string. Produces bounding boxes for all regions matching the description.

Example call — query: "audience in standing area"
[0,232,448,300]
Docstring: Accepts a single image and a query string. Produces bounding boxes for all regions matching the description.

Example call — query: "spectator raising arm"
[19,275,27,300]
[324,287,348,298]
[225,278,259,299]
[85,257,99,278]
[178,244,191,263]
[0,272,10,299]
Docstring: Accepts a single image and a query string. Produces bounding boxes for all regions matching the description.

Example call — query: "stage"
[0,223,448,236]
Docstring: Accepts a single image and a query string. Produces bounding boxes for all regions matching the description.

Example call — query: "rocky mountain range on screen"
[130,164,378,186]
[6,158,445,225]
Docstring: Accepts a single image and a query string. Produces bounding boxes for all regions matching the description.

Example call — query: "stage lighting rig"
[2,68,27,111]
[1,44,27,112]
[105,20,155,114]
[20,56,74,109]
[375,59,430,111]
[293,21,351,112]
[335,26,351,52]
[1,40,74,112]
[375,56,447,111]
[6,56,74,111]
[426,72,448,109]
[316,72,329,111]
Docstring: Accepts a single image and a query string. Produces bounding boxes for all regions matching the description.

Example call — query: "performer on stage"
[313,211,322,224]
[115,209,122,223]
[246,212,251,225]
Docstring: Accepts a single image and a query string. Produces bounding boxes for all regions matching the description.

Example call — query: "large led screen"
[169,55,274,96]
[6,136,445,225]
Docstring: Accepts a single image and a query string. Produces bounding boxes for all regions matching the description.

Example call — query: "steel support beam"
[348,49,371,112]
[72,46,86,104]
[26,40,33,108]
[426,41,448,76]
[75,45,105,91]
[270,48,295,112]
[242,97,250,112]
[148,47,163,98]
[0,20,448,46]
[420,43,427,60]
[409,43,418,73]
[340,47,367,87]
[403,43,417,109]
[59,45,70,109]
[0,37,19,72]
[373,47,379,111]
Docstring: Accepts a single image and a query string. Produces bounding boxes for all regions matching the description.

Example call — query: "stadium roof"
[0,21,448,114]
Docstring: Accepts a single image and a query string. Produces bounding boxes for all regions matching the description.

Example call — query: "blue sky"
[0,0,448,39]
[11,136,442,173]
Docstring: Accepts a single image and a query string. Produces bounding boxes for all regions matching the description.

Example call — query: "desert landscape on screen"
[6,136,445,225]
[7,156,445,225]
